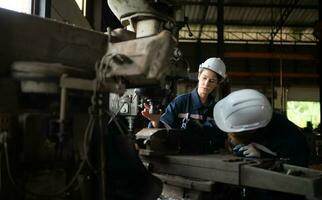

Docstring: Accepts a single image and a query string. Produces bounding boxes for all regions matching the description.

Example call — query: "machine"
[0,0,182,200]
[1,1,322,200]
[137,128,322,200]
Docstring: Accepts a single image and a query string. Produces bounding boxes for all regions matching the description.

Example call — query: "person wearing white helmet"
[141,57,227,153]
[213,89,309,167]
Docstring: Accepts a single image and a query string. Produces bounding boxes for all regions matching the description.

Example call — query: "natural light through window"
[75,0,86,16]
[287,101,320,129]
[0,0,31,13]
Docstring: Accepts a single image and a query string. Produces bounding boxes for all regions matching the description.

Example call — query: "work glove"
[239,143,261,158]
[232,144,246,157]
[233,143,277,158]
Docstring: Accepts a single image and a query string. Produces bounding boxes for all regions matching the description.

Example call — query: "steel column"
[319,0,322,126]
[217,0,224,58]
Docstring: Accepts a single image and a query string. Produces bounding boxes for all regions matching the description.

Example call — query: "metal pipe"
[319,0,322,126]
[59,74,68,142]
[217,0,224,58]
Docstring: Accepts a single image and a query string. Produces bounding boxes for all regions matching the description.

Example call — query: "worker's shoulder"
[270,112,304,134]
[173,92,191,102]
[271,112,292,125]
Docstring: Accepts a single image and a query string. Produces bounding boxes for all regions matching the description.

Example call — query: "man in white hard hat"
[213,89,309,167]
[142,57,227,153]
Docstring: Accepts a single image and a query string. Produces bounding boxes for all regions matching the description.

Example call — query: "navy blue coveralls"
[153,88,226,153]
[251,112,310,167]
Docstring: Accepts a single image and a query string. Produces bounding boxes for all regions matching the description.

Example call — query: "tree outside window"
[287,101,320,128]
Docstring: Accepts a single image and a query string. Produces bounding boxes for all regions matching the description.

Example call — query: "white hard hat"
[213,89,273,133]
[199,57,226,79]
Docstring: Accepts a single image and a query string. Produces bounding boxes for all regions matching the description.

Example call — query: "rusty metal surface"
[99,31,177,87]
[241,163,322,198]
[141,154,249,185]
[141,154,322,199]
[154,173,214,192]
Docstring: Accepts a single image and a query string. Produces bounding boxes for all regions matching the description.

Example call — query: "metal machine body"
[0,0,180,199]
[107,0,179,38]
[141,154,322,199]
[1,0,321,200]
[137,128,322,200]
[97,30,177,88]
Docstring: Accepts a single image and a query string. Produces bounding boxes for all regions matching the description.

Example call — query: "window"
[74,0,86,16]
[287,101,320,128]
[0,0,32,13]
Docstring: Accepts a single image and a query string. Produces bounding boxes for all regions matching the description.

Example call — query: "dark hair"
[199,68,223,83]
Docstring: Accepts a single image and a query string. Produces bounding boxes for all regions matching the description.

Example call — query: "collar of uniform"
[191,88,204,110]
[191,88,216,110]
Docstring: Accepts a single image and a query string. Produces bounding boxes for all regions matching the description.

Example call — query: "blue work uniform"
[155,88,226,152]
[252,112,309,167]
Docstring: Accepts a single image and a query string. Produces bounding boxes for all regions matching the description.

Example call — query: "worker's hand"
[141,103,162,127]
[232,144,246,157]
[239,144,261,158]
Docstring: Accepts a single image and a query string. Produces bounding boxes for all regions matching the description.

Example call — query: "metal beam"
[224,51,317,60]
[197,0,210,41]
[141,154,322,198]
[177,1,318,9]
[319,0,322,129]
[228,72,319,78]
[187,20,315,28]
[217,0,224,58]
[270,0,300,40]
[179,29,317,43]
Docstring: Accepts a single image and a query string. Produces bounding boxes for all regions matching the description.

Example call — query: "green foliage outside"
[287,101,320,128]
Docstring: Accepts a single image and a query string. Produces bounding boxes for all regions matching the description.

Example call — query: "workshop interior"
[0,0,322,200]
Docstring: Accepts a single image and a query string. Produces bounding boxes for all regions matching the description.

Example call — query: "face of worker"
[198,69,219,96]
[228,130,257,145]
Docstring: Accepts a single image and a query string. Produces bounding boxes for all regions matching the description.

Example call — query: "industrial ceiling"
[177,0,319,44]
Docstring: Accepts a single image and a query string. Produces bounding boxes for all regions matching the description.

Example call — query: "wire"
[2,128,89,198]
[107,102,125,126]
[82,116,97,173]
[3,137,85,197]
[1,61,127,199]
[112,116,126,136]
[2,59,131,198]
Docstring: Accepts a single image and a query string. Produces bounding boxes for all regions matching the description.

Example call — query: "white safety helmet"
[213,89,273,133]
[199,57,226,79]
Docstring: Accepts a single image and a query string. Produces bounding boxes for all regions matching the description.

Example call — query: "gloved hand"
[232,144,246,157]
[239,143,261,158]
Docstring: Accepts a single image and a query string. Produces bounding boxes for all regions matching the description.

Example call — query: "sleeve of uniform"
[147,121,164,128]
[159,99,180,129]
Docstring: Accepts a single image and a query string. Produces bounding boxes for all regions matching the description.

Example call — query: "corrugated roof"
[178,0,319,43]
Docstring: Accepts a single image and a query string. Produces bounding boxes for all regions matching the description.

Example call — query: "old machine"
[0,0,322,200]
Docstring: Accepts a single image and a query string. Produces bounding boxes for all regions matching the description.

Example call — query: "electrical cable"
[2,115,97,197]
[3,130,87,197]
[2,61,130,197]
[82,116,96,171]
